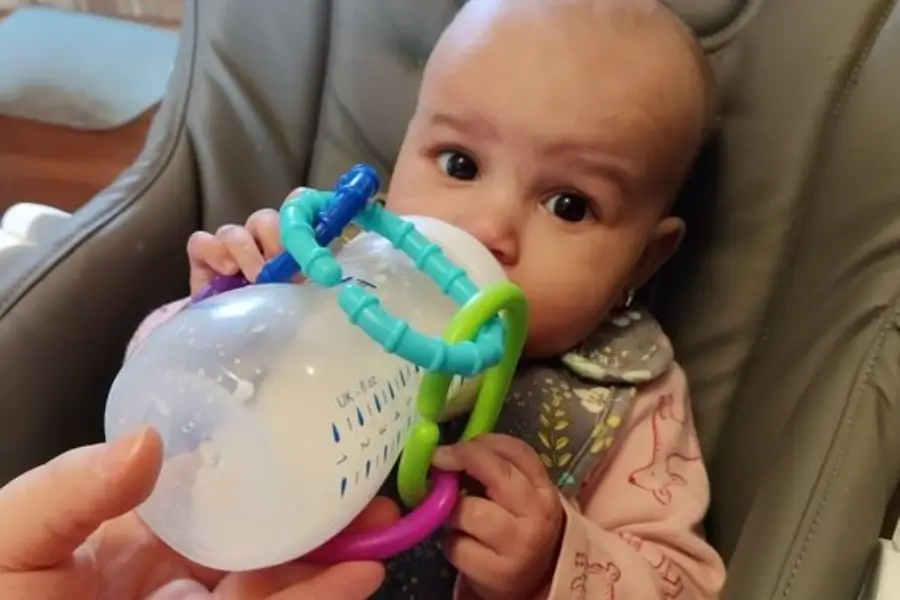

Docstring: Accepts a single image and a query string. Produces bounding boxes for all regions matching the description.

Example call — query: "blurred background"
[0,0,182,214]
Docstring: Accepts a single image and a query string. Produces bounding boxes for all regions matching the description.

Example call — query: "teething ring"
[398,281,529,508]
[283,197,509,377]
[306,283,528,563]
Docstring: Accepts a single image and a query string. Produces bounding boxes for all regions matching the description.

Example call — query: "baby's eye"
[437,150,479,181]
[541,192,595,223]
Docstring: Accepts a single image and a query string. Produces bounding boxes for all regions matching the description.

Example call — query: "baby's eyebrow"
[545,141,641,193]
[428,111,498,140]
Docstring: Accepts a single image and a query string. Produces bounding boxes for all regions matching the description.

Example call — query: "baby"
[128,0,726,598]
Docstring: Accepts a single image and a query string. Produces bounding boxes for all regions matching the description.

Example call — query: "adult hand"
[0,427,396,599]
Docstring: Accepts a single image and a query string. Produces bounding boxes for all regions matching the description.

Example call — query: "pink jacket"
[129,301,726,600]
[460,364,727,600]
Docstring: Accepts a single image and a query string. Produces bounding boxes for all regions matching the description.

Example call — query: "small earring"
[623,288,636,308]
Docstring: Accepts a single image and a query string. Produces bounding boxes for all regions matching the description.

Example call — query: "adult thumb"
[0,427,163,571]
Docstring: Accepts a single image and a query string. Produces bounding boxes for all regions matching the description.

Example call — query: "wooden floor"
[0,110,157,214]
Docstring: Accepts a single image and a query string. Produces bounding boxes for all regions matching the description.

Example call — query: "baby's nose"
[467,218,519,267]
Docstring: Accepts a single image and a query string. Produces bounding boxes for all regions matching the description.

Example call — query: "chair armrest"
[0,6,202,484]
[1,202,72,243]
[857,522,900,599]
[0,229,32,267]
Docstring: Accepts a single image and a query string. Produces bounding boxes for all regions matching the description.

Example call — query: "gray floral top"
[374,308,674,599]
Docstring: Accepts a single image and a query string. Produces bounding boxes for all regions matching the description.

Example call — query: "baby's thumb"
[0,427,163,571]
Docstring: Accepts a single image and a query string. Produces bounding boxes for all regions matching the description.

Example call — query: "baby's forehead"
[441,0,679,44]
[423,0,709,184]
[431,0,697,97]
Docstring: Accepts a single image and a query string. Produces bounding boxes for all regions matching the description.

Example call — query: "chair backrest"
[178,2,900,597]
[144,0,900,596]
[2,1,899,598]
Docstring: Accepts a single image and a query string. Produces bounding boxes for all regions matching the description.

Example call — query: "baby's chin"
[521,327,583,361]
[521,309,614,359]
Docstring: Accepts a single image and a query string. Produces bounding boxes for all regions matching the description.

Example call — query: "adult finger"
[214,496,399,599]
[0,555,95,600]
[431,438,534,517]
[216,225,267,283]
[444,495,517,554]
[146,579,211,600]
[215,560,383,600]
[268,561,385,600]
[342,496,401,534]
[245,209,283,260]
[0,427,163,571]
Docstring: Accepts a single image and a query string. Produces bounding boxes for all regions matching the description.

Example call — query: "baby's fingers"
[216,225,267,283]
[187,231,239,296]
[245,209,283,259]
[432,437,535,517]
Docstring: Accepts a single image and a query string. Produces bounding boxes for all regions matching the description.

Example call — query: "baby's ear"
[630,216,685,291]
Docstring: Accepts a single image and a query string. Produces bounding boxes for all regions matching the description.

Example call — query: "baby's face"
[386,0,709,357]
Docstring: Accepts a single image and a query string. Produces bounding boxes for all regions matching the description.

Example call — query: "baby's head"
[385,0,715,357]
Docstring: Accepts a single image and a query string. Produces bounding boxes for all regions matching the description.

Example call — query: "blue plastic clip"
[255,164,380,284]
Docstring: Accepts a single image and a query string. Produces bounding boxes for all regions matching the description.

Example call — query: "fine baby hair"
[104,165,529,572]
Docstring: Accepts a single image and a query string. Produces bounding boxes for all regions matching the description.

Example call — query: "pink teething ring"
[305,469,459,562]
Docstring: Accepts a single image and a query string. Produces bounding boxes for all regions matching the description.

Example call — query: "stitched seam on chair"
[774,9,898,594]
[326,88,393,174]
[717,0,894,552]
[298,0,333,182]
[0,0,200,318]
[733,0,897,418]
[780,299,900,598]
[701,0,764,52]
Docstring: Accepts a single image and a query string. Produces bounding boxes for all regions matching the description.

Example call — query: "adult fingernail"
[98,429,148,476]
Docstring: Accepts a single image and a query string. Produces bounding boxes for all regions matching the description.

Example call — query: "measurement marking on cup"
[334,366,423,501]
[339,275,378,289]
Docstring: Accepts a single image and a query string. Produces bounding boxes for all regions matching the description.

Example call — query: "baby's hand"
[433,434,564,600]
[187,208,282,298]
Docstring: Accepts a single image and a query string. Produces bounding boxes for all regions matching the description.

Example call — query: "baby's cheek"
[383,194,421,216]
[523,311,584,358]
[520,281,616,358]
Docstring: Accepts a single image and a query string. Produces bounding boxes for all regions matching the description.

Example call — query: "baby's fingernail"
[219,259,239,275]
[432,447,456,469]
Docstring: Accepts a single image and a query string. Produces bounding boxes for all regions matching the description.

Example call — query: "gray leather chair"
[3,1,900,598]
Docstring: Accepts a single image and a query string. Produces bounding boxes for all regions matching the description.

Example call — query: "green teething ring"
[398,281,529,507]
